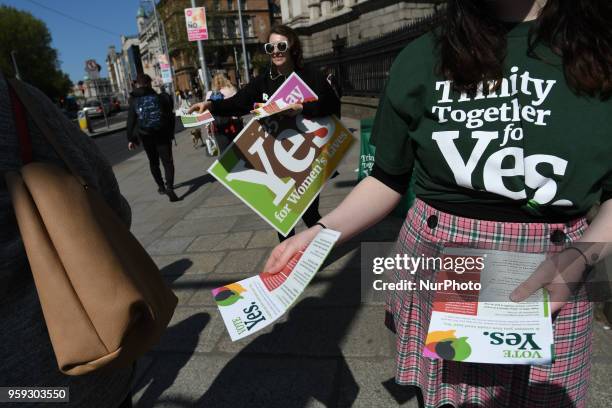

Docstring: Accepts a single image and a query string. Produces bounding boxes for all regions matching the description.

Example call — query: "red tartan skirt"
[385,199,593,408]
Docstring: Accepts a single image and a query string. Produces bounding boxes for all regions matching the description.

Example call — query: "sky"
[1,0,145,83]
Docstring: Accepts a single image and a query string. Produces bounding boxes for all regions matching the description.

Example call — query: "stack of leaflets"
[251,96,317,119]
[424,248,553,365]
[250,72,319,119]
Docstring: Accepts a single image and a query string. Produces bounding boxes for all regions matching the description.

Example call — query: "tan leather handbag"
[4,79,178,376]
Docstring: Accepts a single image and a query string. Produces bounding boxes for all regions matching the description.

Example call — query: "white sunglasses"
[264,41,289,54]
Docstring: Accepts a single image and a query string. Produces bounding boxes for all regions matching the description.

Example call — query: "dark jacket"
[210,66,341,118]
[126,87,174,144]
[159,90,175,134]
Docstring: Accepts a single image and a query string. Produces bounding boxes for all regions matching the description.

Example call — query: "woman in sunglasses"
[189,24,340,241]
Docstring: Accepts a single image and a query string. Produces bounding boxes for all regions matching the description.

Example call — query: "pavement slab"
[213,248,268,274]
[153,252,226,276]
[186,231,253,252]
[164,216,239,237]
[147,236,196,256]
[338,358,421,408]
[132,354,338,408]
[247,229,282,248]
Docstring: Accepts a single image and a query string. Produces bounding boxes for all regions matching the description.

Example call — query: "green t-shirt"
[371,22,612,217]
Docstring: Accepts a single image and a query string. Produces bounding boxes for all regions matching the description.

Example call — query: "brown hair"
[269,24,304,69]
[436,0,612,99]
[136,73,152,88]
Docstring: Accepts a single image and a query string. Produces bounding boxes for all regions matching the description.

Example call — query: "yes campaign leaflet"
[424,248,553,365]
[267,72,319,106]
[178,108,215,128]
[212,228,341,341]
[251,99,294,118]
[251,72,319,118]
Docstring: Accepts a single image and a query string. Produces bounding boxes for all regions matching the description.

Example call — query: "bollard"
[78,110,95,134]
[78,110,88,131]
[86,110,94,134]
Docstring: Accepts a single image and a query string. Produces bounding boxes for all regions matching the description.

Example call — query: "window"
[211,18,223,39]
[227,17,236,38]
[242,17,253,37]
[227,0,233,10]
[213,0,221,11]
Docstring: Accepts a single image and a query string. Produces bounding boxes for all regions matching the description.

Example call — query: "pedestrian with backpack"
[127,74,179,202]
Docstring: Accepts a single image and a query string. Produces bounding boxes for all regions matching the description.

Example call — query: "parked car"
[100,97,114,115]
[82,99,108,118]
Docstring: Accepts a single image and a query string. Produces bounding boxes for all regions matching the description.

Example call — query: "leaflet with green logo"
[424,248,553,365]
[212,229,340,341]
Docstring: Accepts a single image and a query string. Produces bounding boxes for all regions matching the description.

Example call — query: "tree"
[251,52,269,76]
[0,5,73,100]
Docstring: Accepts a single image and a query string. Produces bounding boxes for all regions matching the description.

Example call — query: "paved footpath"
[109,117,612,407]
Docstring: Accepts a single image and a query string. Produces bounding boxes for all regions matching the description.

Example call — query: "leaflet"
[251,99,298,118]
[250,72,319,118]
[178,109,215,128]
[266,72,319,105]
[213,228,341,341]
[424,248,553,365]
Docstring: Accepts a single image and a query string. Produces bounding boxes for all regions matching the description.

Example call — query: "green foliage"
[0,5,73,100]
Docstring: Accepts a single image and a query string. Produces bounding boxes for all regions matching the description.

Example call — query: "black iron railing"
[305,12,443,97]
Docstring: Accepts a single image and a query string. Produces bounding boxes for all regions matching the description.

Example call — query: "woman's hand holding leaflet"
[263,225,323,274]
[187,101,212,114]
[511,250,588,315]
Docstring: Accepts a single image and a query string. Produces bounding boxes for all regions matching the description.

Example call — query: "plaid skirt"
[385,199,593,408]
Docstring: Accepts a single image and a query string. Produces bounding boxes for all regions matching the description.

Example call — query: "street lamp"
[237,0,250,84]
[11,50,22,80]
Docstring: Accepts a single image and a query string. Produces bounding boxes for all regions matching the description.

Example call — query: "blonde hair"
[212,73,235,92]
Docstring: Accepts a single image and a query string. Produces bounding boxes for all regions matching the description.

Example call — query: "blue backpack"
[209,90,224,101]
[135,94,163,129]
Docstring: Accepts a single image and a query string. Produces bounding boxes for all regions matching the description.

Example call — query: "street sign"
[85,59,100,80]
[185,7,208,41]
[157,54,173,84]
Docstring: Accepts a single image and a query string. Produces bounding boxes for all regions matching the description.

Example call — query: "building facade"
[282,0,442,57]
[73,77,114,100]
[157,0,275,91]
[105,35,144,102]
[137,5,165,91]
[105,45,122,95]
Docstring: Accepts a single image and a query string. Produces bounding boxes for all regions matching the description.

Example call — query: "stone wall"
[297,1,440,58]
[341,96,379,120]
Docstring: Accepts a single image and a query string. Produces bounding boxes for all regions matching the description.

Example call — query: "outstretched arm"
[264,176,401,274]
